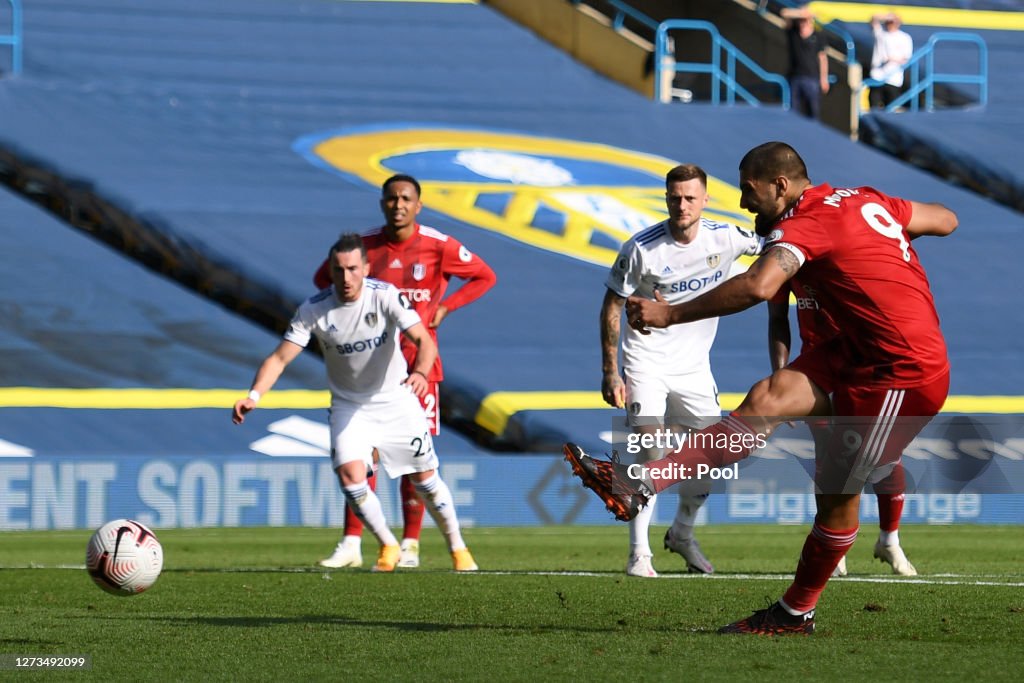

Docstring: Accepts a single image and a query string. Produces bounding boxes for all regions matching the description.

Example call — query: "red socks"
[874,463,906,532]
[782,522,858,613]
[399,474,424,541]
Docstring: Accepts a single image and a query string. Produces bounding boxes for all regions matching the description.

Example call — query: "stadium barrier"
[3,410,1022,530]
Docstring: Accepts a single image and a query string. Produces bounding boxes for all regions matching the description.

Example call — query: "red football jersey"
[770,278,840,351]
[314,224,496,381]
[765,184,948,388]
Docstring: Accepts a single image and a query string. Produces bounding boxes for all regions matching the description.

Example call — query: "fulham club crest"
[706,253,721,269]
[412,264,426,281]
[364,312,378,327]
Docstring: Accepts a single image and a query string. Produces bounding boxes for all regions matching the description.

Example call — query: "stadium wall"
[1,452,1020,530]
[3,407,1021,530]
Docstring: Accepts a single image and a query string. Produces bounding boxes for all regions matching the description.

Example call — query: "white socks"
[879,529,900,547]
[629,493,658,555]
[672,492,709,536]
[342,482,397,547]
[631,492,710,552]
[414,474,466,552]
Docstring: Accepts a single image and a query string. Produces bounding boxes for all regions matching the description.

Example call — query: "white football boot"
[318,537,363,568]
[625,553,658,578]
[664,528,714,574]
[397,538,420,568]
[874,540,917,576]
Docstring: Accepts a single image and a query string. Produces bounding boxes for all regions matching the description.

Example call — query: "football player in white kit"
[232,234,477,572]
[601,164,761,577]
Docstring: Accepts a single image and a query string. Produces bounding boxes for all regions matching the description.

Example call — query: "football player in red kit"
[565,141,956,634]
[769,281,916,577]
[317,174,496,570]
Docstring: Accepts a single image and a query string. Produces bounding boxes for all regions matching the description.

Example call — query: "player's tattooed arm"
[767,246,801,277]
[599,289,627,408]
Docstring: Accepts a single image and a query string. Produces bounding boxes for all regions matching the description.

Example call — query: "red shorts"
[790,339,949,492]
[418,381,441,436]
[816,370,949,493]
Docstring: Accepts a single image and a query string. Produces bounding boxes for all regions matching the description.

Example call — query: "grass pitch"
[1,525,1023,681]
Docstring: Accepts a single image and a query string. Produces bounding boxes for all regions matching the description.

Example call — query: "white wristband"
[248,390,261,404]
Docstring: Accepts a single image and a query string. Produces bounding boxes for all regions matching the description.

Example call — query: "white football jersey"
[284,278,422,403]
[606,217,762,376]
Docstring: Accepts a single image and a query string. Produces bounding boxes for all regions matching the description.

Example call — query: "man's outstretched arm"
[906,201,958,239]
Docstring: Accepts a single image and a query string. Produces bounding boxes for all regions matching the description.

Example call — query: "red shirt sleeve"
[886,193,913,229]
[438,237,496,312]
[770,210,833,264]
[312,257,330,290]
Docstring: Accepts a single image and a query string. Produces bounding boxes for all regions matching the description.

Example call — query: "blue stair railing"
[861,32,988,114]
[571,0,659,32]
[1,0,22,76]
[655,19,791,109]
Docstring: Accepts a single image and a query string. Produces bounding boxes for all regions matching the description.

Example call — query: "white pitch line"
[4,565,1024,587]
[475,570,1024,587]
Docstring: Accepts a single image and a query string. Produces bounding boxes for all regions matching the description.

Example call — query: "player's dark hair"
[329,233,367,261]
[665,164,707,188]
[739,142,809,182]
[382,174,421,198]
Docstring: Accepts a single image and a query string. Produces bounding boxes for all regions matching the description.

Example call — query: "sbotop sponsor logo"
[335,331,388,355]
[663,270,724,294]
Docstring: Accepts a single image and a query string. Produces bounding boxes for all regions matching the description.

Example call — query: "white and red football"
[85,519,163,596]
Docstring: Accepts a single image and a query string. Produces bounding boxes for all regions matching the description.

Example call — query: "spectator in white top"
[869,12,914,110]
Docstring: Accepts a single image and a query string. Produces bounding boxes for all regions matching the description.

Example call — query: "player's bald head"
[739,142,809,183]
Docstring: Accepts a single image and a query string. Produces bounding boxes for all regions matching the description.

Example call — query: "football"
[85,519,164,596]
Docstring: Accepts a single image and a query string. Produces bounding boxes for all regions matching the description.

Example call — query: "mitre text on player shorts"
[624,427,767,455]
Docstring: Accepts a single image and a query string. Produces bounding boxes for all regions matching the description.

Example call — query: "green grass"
[2,525,1023,681]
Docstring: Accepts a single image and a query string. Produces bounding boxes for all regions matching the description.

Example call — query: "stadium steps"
[528,1,1024,213]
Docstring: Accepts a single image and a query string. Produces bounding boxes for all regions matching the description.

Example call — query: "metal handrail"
[655,19,790,109]
[822,20,857,65]
[571,0,658,32]
[860,32,988,114]
[0,0,22,76]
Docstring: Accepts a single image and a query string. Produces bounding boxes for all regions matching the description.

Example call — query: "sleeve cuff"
[772,242,807,267]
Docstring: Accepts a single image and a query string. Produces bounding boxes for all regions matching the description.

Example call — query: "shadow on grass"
[0,638,66,646]
[73,613,715,635]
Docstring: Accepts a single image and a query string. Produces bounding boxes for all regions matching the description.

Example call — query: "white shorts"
[328,390,438,478]
[624,367,721,430]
